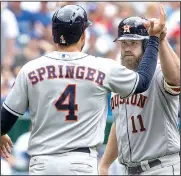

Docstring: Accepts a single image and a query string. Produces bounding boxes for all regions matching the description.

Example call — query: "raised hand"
[145,4,167,38]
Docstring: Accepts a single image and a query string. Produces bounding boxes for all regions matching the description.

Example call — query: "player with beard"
[100,14,180,176]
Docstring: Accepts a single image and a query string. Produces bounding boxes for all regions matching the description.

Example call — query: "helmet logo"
[60,35,66,44]
[123,25,131,33]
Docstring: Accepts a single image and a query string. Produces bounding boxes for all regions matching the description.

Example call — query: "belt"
[69,147,90,153]
[128,159,161,175]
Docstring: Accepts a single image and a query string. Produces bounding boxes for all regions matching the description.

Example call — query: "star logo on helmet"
[60,35,66,44]
[123,25,131,33]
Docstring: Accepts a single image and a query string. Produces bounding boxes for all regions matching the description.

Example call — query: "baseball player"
[1,4,164,175]
[100,9,180,176]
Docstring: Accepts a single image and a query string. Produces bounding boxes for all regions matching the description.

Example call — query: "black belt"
[127,159,161,175]
[70,147,90,153]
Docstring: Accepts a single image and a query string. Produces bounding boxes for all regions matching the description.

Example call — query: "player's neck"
[57,44,81,53]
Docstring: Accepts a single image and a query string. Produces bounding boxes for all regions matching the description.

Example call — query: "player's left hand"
[0,134,13,158]
[99,164,109,175]
[145,4,166,38]
[148,18,167,41]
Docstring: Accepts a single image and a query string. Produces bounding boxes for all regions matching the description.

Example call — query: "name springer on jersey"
[28,64,106,86]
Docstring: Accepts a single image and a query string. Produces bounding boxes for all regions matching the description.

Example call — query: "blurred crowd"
[1,1,180,102]
[1,1,180,175]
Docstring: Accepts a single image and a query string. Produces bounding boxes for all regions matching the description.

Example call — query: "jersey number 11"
[131,115,146,133]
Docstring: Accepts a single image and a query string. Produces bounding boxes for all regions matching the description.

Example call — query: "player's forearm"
[135,36,159,93]
[100,123,118,168]
[159,38,180,86]
[1,106,19,136]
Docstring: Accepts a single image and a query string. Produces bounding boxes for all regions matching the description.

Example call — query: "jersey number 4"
[54,84,78,121]
[131,115,146,133]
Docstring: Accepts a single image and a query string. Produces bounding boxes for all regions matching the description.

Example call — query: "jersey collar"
[45,51,88,61]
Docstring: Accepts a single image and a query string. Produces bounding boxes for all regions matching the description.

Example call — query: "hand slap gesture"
[145,4,167,38]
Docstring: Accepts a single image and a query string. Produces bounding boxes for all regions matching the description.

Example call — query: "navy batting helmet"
[52,5,92,46]
[114,16,149,51]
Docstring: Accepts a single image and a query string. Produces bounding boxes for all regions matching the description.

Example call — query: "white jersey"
[3,51,139,156]
[111,64,180,166]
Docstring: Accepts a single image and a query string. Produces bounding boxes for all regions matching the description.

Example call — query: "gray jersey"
[3,51,139,156]
[111,64,180,166]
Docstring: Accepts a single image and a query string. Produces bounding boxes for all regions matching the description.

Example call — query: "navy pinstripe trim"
[172,165,174,175]
[164,90,180,96]
[125,103,133,163]
[4,103,23,115]
[45,54,89,61]
[121,73,138,99]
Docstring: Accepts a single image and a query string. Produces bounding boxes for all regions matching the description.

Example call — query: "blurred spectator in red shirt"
[169,24,180,58]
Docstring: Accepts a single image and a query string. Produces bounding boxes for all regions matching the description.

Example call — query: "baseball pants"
[29,147,99,175]
[123,153,180,175]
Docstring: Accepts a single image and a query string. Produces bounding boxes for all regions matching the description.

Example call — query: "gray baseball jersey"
[3,51,139,156]
[111,64,180,166]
